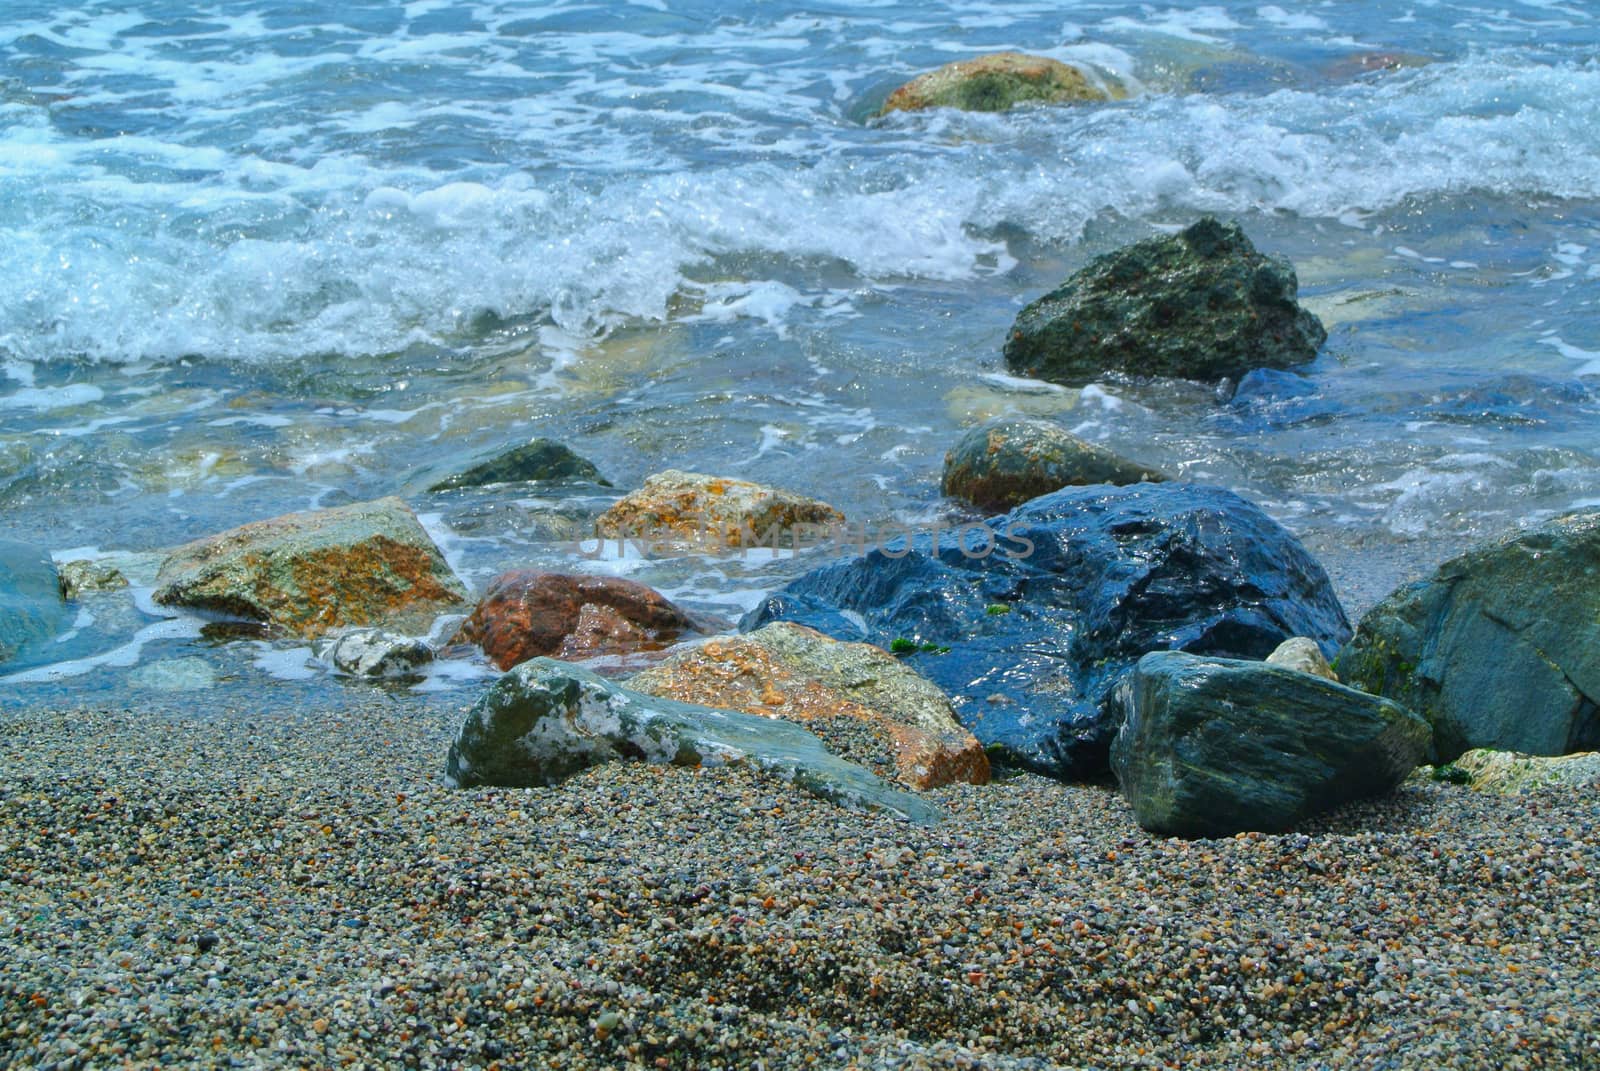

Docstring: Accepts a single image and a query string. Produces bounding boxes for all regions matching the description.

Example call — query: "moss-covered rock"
[421,438,609,493]
[1003,217,1326,386]
[595,470,844,554]
[880,52,1117,115]
[941,417,1164,513]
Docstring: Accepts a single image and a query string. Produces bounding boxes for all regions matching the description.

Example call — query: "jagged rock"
[595,470,844,554]
[1003,217,1326,386]
[1337,510,1600,762]
[445,658,940,824]
[1112,652,1430,837]
[880,52,1117,115]
[318,628,435,679]
[1266,636,1338,681]
[941,417,1164,513]
[452,570,707,671]
[422,438,609,493]
[153,497,467,640]
[0,539,68,664]
[743,482,1350,780]
[629,624,989,790]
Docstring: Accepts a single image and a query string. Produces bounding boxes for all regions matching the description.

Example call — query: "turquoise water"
[2,0,1599,703]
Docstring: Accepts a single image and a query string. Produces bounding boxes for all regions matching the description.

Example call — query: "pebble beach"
[3,696,1594,1069]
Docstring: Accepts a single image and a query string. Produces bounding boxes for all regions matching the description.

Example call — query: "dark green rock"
[1337,510,1600,763]
[424,438,610,493]
[0,539,69,665]
[1112,651,1430,837]
[445,658,940,824]
[941,417,1165,513]
[1002,217,1326,385]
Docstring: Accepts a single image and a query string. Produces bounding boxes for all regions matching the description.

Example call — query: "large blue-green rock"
[1002,217,1326,386]
[0,539,68,666]
[742,483,1351,780]
[1337,510,1600,762]
[445,658,940,825]
[1112,651,1431,837]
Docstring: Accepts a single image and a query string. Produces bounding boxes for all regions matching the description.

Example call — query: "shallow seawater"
[2,0,1599,709]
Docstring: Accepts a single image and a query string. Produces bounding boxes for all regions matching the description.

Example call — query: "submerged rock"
[1338,510,1600,762]
[422,438,610,493]
[743,482,1350,780]
[1265,636,1338,681]
[879,52,1118,115]
[445,658,940,824]
[1112,652,1430,837]
[595,470,844,554]
[128,657,219,693]
[941,417,1165,513]
[1002,217,1326,386]
[453,570,707,671]
[0,540,68,664]
[57,559,129,599]
[153,497,468,640]
[629,623,989,790]
[318,627,435,679]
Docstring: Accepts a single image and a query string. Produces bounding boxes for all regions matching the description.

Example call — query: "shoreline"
[3,698,1594,1069]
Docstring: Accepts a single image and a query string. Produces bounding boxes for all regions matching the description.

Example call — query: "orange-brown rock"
[880,52,1117,116]
[453,570,706,670]
[153,497,467,639]
[594,470,844,553]
[629,623,989,790]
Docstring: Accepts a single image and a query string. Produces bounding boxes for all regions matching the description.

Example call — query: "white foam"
[0,384,104,411]
[251,644,319,681]
[0,616,200,684]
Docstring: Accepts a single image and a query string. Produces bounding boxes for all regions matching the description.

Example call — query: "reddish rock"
[453,570,706,670]
[629,624,990,790]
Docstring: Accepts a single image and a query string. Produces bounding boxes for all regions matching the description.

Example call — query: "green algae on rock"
[941,417,1164,513]
[1337,509,1600,763]
[879,52,1118,115]
[421,437,610,493]
[446,658,942,824]
[153,497,468,640]
[1003,217,1327,386]
[1112,651,1430,837]
[1441,748,1600,795]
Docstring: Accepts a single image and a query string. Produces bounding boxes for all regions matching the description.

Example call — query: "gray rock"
[941,418,1165,513]
[1265,636,1337,681]
[318,628,435,679]
[1002,217,1326,386]
[1112,651,1430,837]
[446,658,940,824]
[129,657,219,693]
[1447,748,1600,795]
[1337,509,1600,762]
[422,438,610,493]
[57,559,130,599]
[0,539,68,664]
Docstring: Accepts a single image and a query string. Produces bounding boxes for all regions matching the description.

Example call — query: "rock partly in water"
[318,628,436,680]
[1002,217,1327,386]
[0,539,69,665]
[1265,636,1338,681]
[422,438,610,493]
[1436,749,1600,796]
[153,497,468,640]
[941,417,1165,514]
[743,482,1351,780]
[595,470,844,554]
[879,52,1119,115]
[629,623,989,790]
[1112,652,1431,837]
[1337,510,1600,762]
[445,658,940,824]
[452,570,708,671]
[57,559,130,599]
[128,657,219,693]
